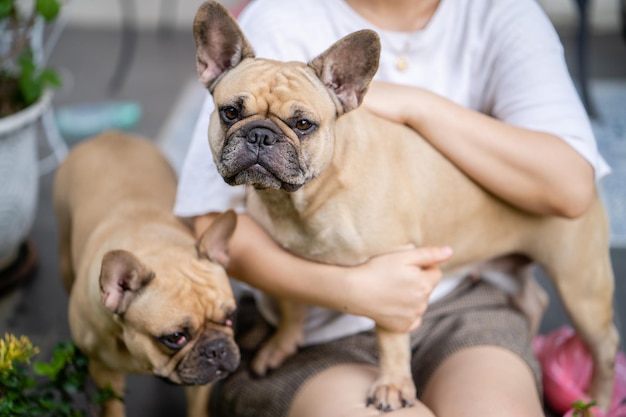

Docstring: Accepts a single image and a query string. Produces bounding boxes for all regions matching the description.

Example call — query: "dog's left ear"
[100,250,155,316]
[309,30,381,114]
[193,1,255,91]
[196,209,238,267]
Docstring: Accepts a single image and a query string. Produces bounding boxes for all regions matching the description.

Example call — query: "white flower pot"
[0,91,51,270]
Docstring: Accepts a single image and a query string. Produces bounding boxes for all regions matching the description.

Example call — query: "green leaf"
[34,343,74,380]
[0,0,12,18]
[37,395,57,410]
[571,399,597,417]
[51,343,75,365]
[16,52,42,106]
[33,361,53,376]
[39,68,62,87]
[36,0,61,21]
[92,383,123,405]
[61,378,82,394]
[17,52,36,75]
[13,46,62,106]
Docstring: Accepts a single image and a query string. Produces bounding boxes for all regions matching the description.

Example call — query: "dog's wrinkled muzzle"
[175,334,240,385]
[219,122,305,192]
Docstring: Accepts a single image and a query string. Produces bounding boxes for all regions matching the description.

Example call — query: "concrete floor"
[0,21,625,416]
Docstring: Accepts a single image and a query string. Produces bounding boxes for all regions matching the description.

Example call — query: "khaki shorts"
[212,279,541,417]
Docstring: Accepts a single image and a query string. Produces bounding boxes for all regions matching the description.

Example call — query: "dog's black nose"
[200,338,240,373]
[202,339,230,362]
[247,127,277,146]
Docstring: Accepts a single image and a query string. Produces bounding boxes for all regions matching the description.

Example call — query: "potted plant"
[0,0,61,292]
[0,333,119,416]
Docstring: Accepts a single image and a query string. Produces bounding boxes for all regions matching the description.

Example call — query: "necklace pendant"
[396,56,408,72]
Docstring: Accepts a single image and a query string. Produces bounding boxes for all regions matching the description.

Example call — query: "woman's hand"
[343,246,452,332]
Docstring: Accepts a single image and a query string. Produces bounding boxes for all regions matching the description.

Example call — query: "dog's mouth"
[225,165,303,192]
[173,336,241,385]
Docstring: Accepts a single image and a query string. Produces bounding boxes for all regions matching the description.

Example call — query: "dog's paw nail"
[366,397,374,407]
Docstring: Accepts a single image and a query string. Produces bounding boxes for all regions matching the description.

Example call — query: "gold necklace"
[382,33,413,72]
[394,37,411,72]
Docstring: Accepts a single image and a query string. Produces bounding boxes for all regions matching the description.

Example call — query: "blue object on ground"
[55,101,142,144]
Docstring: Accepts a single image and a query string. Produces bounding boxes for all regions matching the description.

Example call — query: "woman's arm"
[195,213,453,332]
[363,82,595,219]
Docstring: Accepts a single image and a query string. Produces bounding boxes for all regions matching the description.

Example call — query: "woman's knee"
[288,364,435,417]
[422,346,544,417]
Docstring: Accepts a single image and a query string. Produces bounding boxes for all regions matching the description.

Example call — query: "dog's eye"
[295,119,314,133]
[223,310,236,327]
[159,332,189,350]
[220,106,240,122]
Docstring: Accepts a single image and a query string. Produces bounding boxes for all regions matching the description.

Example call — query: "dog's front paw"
[366,375,416,412]
[251,330,302,376]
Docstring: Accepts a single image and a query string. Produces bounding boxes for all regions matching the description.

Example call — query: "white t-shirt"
[175,0,610,345]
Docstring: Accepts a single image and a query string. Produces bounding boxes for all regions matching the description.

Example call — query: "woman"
[175,0,609,415]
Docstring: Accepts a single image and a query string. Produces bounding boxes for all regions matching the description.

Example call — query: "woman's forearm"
[194,213,451,332]
[196,213,348,306]
[226,215,351,306]
[412,90,594,217]
[364,83,595,218]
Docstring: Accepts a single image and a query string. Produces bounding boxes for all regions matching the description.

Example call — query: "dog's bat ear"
[196,209,237,267]
[309,30,381,114]
[193,1,255,91]
[99,250,155,316]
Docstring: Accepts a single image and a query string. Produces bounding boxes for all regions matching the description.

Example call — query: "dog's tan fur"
[193,1,619,411]
[54,131,238,417]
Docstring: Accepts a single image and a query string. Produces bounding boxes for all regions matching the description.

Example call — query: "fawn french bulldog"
[54,131,239,417]
[193,1,618,411]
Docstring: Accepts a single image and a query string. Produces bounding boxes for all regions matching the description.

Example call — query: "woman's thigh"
[215,280,542,417]
[287,346,543,417]
[288,364,436,417]
[422,345,544,417]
